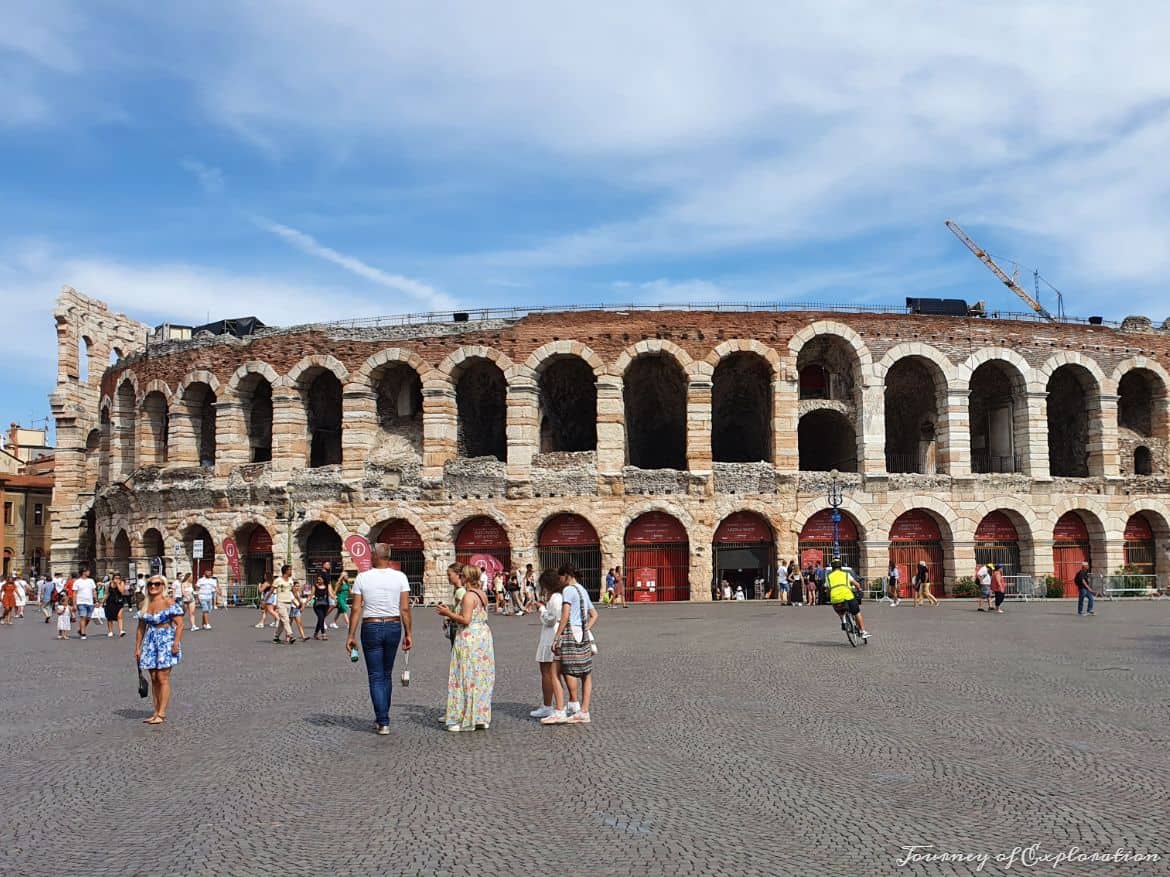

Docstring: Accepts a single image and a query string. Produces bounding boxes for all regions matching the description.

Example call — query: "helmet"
[831,557,842,569]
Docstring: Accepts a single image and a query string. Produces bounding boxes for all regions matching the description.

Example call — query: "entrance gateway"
[538,514,602,600]
[888,510,944,597]
[623,512,689,602]
[377,519,425,600]
[712,511,774,599]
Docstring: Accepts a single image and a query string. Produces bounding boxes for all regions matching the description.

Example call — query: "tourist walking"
[530,569,566,720]
[14,574,27,619]
[311,574,334,639]
[438,563,495,732]
[39,576,54,622]
[255,575,277,629]
[195,570,217,630]
[505,571,525,615]
[1,574,16,624]
[289,582,309,641]
[542,563,597,725]
[787,561,801,604]
[330,570,351,630]
[346,543,413,735]
[177,573,195,629]
[104,573,128,637]
[273,564,296,645]
[1075,561,1095,616]
[886,563,901,606]
[135,575,184,725]
[73,566,97,639]
[975,563,992,612]
[523,563,537,609]
[915,561,939,607]
[55,590,72,639]
[989,563,1006,613]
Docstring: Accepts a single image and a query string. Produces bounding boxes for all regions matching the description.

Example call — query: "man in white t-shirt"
[976,563,992,612]
[72,566,97,639]
[347,543,413,735]
[196,572,218,630]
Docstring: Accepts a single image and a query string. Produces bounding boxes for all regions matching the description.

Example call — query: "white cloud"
[180,159,224,194]
[252,218,454,310]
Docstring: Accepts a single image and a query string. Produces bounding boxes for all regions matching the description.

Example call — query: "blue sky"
[4,2,1170,434]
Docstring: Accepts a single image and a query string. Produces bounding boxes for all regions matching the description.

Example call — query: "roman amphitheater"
[48,288,1170,602]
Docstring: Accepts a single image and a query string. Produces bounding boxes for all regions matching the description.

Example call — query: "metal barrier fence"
[1100,573,1165,599]
[1003,575,1041,601]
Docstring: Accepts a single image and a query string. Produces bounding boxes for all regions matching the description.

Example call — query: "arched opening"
[99,408,112,483]
[623,511,690,602]
[538,357,597,453]
[182,525,215,578]
[712,511,775,600]
[1118,369,1167,476]
[141,391,169,466]
[454,516,511,579]
[115,379,137,476]
[109,347,123,366]
[84,428,101,487]
[142,528,166,577]
[78,508,96,574]
[238,374,273,463]
[1052,512,1093,597]
[78,336,91,384]
[1123,513,1156,577]
[538,513,602,599]
[969,361,1026,473]
[884,357,943,474]
[375,519,425,601]
[183,382,217,468]
[113,530,132,578]
[240,524,274,586]
[798,410,857,471]
[889,510,945,596]
[974,511,1022,577]
[797,336,860,404]
[455,360,507,461]
[373,363,424,463]
[624,354,687,470]
[798,510,861,579]
[302,522,342,580]
[303,369,343,467]
[1047,365,1098,477]
[712,353,772,463]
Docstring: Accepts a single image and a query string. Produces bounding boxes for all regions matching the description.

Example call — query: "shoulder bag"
[558,586,594,677]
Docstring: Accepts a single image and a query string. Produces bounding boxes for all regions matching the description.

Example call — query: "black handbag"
[137,663,149,698]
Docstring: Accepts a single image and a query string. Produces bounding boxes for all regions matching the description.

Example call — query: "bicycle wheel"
[844,614,857,647]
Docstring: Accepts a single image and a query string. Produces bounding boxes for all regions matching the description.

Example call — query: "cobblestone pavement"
[2,599,1169,877]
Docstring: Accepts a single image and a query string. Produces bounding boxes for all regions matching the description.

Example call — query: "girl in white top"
[529,570,566,721]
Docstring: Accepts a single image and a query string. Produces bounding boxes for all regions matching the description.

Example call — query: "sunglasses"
[147,582,164,589]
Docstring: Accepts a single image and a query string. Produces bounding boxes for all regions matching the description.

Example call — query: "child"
[55,591,72,639]
[290,582,308,641]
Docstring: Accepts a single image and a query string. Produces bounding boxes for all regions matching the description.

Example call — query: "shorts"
[779,583,790,592]
[980,585,992,597]
[290,607,301,618]
[199,598,213,613]
[76,604,94,619]
[832,597,862,616]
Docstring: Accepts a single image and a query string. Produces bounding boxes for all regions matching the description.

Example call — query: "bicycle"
[841,608,866,647]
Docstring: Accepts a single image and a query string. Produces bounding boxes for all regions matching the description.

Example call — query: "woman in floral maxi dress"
[437,563,495,732]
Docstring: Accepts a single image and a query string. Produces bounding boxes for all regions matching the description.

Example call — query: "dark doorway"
[306,370,343,467]
[539,357,597,453]
[456,360,507,461]
[712,353,772,463]
[798,410,857,471]
[1047,366,1092,477]
[625,354,687,470]
[241,375,273,463]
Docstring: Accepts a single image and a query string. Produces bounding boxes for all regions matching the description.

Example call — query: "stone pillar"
[215,401,249,473]
[1024,391,1050,478]
[595,375,625,475]
[271,384,306,475]
[944,389,971,476]
[860,383,885,475]
[690,539,713,601]
[422,383,457,479]
[686,374,713,474]
[861,539,888,586]
[948,539,974,589]
[1095,393,1120,477]
[1029,537,1055,584]
[342,388,377,481]
[506,377,539,478]
[774,371,799,471]
[167,401,199,467]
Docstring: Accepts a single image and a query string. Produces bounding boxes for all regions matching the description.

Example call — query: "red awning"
[539,514,599,547]
[455,516,509,551]
[248,527,273,554]
[975,511,1018,543]
[713,511,772,544]
[1124,513,1154,542]
[377,519,424,550]
[625,511,688,545]
[799,509,859,542]
[889,510,942,542]
[1054,511,1090,543]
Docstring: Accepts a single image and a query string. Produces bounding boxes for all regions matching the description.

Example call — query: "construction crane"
[945,219,1056,321]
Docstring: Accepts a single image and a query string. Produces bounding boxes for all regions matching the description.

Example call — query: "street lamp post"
[827,468,844,561]
[275,490,305,568]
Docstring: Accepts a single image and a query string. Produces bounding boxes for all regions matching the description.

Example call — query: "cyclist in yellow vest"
[827,557,871,640]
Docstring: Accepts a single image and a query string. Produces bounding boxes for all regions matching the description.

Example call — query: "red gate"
[798,509,861,573]
[974,511,1021,576]
[624,512,690,602]
[1053,512,1091,597]
[1123,513,1155,576]
[889,510,943,597]
[455,516,511,579]
[538,514,602,599]
[377,519,426,600]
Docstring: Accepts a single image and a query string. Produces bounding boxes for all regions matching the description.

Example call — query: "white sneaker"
[540,710,568,725]
[860,630,872,639]
[530,705,555,719]
[566,711,591,724]
[203,624,211,630]
[329,622,339,629]
[566,702,580,716]
[254,623,264,629]
[191,625,200,631]
[107,631,113,637]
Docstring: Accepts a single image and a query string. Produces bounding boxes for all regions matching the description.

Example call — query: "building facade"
[49,288,1170,600]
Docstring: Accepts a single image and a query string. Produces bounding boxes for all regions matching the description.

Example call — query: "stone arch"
[436,345,516,381]
[874,342,953,384]
[136,379,174,408]
[350,347,435,392]
[786,321,874,374]
[622,350,689,469]
[114,374,139,476]
[535,354,598,454]
[611,339,693,376]
[174,370,222,402]
[706,339,782,373]
[711,349,774,463]
[880,348,951,474]
[522,341,608,379]
[114,370,141,402]
[449,355,508,461]
[790,496,874,542]
[1043,357,1104,477]
[1038,351,1108,388]
[287,354,350,387]
[139,387,170,466]
[296,517,347,579]
[883,501,958,590]
[1112,357,1170,476]
[966,355,1032,474]
[614,499,697,554]
[956,348,1041,392]
[227,361,281,396]
[362,506,435,547]
[712,499,786,544]
[447,506,516,548]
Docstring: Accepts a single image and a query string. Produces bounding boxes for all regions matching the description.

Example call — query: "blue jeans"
[360,621,402,726]
[1077,587,1095,615]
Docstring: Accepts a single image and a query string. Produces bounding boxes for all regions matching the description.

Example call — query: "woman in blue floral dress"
[436,564,495,731]
[134,575,185,725]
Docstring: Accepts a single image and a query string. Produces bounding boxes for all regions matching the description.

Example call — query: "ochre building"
[49,288,1170,601]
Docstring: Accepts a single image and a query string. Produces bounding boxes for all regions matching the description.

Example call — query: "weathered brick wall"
[52,300,1170,596]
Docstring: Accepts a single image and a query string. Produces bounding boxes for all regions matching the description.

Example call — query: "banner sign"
[344,534,373,572]
[222,537,241,580]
